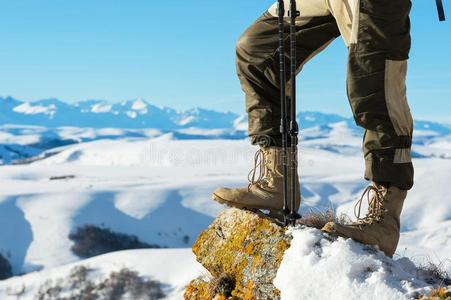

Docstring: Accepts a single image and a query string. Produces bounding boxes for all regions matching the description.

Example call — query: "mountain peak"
[131,97,148,111]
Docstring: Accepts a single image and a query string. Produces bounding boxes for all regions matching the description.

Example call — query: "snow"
[131,98,148,111]
[0,116,449,299]
[399,220,451,266]
[126,111,138,119]
[0,130,41,145]
[275,228,434,300]
[177,128,230,136]
[0,249,206,300]
[13,103,56,116]
[91,102,112,113]
[0,136,448,275]
[178,116,196,126]
[114,190,168,219]
[16,193,89,272]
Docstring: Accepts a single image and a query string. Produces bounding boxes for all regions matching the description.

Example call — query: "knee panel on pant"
[236,13,279,64]
[346,0,414,189]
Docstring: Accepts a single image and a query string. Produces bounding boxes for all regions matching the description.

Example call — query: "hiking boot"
[212,147,300,215]
[322,183,407,257]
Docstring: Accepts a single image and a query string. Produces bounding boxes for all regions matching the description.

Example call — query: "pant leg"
[236,1,340,147]
[334,0,414,190]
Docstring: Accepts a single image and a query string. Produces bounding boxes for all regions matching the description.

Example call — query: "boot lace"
[354,184,387,225]
[247,149,269,191]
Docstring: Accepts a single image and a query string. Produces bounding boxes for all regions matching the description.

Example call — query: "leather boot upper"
[322,184,407,257]
[213,147,300,212]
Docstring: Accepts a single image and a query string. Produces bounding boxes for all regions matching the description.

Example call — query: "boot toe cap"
[321,222,337,234]
[321,222,360,240]
[212,187,240,203]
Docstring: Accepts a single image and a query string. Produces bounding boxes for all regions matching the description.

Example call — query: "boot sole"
[212,193,286,224]
[212,193,276,211]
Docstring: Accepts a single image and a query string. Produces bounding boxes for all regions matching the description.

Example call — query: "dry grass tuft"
[418,260,451,286]
[297,208,350,230]
[36,266,165,300]
[427,286,451,299]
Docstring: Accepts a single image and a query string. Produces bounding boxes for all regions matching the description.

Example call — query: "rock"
[185,207,448,299]
[184,208,291,300]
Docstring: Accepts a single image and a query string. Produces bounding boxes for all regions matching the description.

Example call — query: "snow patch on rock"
[275,227,434,300]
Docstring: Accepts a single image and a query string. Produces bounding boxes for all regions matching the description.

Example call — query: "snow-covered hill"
[0,125,247,165]
[0,249,205,300]
[0,133,450,269]
[0,99,450,298]
[1,123,450,166]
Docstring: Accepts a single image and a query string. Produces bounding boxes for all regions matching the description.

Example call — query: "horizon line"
[1,95,450,125]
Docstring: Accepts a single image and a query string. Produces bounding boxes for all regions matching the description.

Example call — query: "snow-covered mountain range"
[2,96,450,134]
[1,96,450,166]
[0,96,240,130]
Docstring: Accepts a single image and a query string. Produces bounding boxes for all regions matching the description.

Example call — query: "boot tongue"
[247,147,279,188]
[354,184,386,224]
[247,148,266,188]
[373,184,406,224]
[263,147,281,177]
[374,181,390,190]
[372,183,390,200]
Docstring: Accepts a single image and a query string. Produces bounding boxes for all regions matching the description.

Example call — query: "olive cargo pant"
[237,0,414,190]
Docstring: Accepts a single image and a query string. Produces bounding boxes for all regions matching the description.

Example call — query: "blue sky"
[0,0,449,122]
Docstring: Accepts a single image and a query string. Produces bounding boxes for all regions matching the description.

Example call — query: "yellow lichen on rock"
[185,208,292,300]
[184,279,212,300]
[421,287,451,300]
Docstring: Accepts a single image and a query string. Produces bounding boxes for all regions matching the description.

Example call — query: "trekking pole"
[288,0,301,226]
[277,0,290,226]
[436,0,446,21]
